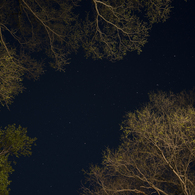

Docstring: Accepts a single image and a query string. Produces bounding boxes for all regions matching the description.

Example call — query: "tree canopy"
[0,0,175,109]
[80,0,173,61]
[80,88,195,195]
[0,124,37,195]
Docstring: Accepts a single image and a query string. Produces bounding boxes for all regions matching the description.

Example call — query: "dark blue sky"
[1,0,195,194]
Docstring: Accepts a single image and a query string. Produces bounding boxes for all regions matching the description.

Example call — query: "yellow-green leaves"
[0,51,25,109]
[0,155,13,195]
[0,124,37,194]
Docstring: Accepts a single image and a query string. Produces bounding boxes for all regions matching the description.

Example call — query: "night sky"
[1,0,195,194]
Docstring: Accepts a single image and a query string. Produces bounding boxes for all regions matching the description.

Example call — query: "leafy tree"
[80,88,195,195]
[0,0,81,70]
[0,124,37,195]
[0,0,81,108]
[0,0,186,108]
[0,39,46,110]
[80,0,174,61]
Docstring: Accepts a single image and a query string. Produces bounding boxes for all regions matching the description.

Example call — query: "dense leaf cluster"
[0,124,37,195]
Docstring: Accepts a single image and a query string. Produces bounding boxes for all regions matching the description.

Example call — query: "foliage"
[0,0,81,108]
[0,41,24,110]
[80,0,173,61]
[0,124,37,195]
[0,40,45,110]
[0,0,186,108]
[80,88,195,195]
[0,0,81,70]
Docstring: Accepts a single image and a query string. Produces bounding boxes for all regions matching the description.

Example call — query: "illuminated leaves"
[0,124,37,194]
[0,0,81,108]
[0,0,177,109]
[81,89,195,195]
[81,0,173,61]
[0,48,25,109]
